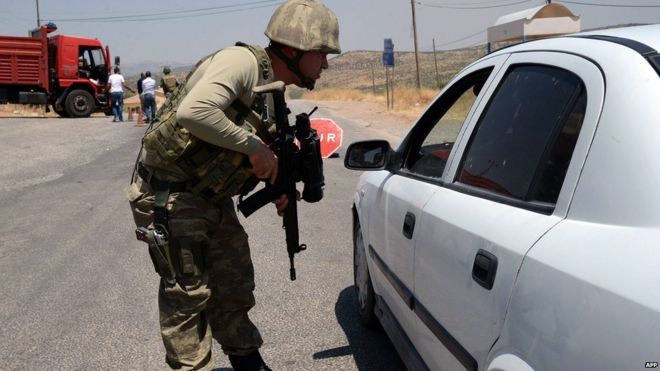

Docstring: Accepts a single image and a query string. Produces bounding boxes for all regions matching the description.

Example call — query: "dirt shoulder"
[0,104,53,118]
[304,100,419,142]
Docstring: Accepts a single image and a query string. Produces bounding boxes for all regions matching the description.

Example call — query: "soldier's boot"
[228,351,272,371]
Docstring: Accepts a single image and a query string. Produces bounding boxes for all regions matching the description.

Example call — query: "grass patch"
[302,86,439,115]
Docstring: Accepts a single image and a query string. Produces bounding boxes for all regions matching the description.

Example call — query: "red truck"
[0,23,115,118]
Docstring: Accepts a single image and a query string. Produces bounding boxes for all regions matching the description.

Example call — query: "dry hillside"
[289,46,486,98]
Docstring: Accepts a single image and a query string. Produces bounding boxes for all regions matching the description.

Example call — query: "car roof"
[487,23,660,57]
[574,23,660,51]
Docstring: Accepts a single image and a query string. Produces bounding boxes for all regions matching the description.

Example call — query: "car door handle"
[472,249,498,290]
[402,212,415,239]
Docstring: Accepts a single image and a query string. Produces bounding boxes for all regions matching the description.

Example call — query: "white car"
[345,24,660,371]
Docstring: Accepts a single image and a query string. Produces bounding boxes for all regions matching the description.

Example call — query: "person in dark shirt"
[137,72,146,118]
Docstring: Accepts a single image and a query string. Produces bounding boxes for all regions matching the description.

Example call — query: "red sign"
[311,118,343,158]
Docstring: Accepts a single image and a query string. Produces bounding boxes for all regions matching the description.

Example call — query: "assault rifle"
[237,81,324,281]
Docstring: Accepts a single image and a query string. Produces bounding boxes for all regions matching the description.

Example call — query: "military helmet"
[163,66,171,74]
[265,0,341,54]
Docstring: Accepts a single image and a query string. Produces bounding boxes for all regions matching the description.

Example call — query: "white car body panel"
[377,174,438,333]
[414,189,561,367]
[486,354,535,371]
[414,49,605,368]
[492,222,660,370]
[487,27,660,371]
[348,24,660,371]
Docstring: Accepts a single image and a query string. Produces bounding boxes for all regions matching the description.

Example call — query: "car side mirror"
[344,140,393,170]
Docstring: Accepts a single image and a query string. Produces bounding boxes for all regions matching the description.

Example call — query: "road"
[0,100,409,371]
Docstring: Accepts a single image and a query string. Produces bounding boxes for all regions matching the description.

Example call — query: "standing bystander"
[107,67,133,122]
[137,72,146,119]
[141,71,157,123]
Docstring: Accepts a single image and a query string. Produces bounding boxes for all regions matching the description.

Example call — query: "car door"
[366,55,509,355]
[412,52,604,370]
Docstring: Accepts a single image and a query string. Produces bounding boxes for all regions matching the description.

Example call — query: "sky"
[1,0,659,69]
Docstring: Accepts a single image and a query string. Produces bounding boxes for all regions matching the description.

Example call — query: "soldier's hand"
[273,191,302,216]
[249,143,278,183]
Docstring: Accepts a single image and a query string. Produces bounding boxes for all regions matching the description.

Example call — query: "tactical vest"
[161,75,178,93]
[142,43,274,204]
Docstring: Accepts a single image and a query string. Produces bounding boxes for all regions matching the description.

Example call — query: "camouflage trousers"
[127,176,263,370]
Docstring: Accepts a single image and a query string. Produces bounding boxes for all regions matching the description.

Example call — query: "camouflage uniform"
[161,72,179,97]
[128,177,262,370]
[127,1,341,369]
[127,45,273,371]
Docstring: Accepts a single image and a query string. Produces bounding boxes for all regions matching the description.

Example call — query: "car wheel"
[65,89,95,118]
[354,215,377,327]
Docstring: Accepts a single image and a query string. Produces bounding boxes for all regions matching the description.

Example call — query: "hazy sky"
[1,0,659,67]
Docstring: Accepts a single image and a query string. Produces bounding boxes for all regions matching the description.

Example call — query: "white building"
[487,3,581,52]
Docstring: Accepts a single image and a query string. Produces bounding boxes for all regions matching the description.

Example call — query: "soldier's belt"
[138,163,188,193]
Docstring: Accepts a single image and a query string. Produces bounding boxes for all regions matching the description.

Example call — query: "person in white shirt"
[107,67,133,122]
[141,71,157,123]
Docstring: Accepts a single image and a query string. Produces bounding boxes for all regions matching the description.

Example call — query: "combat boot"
[228,351,272,371]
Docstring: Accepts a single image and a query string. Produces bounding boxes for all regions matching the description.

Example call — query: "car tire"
[65,89,95,118]
[354,216,378,327]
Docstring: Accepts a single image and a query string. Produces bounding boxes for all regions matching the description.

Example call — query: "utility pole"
[432,38,439,88]
[35,0,41,28]
[410,0,421,90]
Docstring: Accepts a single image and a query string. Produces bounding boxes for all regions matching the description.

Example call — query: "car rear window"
[456,64,587,206]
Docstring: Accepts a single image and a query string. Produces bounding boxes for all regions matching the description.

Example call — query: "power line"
[467,39,489,48]
[559,1,660,7]
[418,0,531,6]
[46,3,280,23]
[436,29,487,48]
[420,0,533,10]
[46,0,282,22]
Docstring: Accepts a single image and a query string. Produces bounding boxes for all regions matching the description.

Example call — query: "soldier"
[126,1,340,370]
[160,66,179,98]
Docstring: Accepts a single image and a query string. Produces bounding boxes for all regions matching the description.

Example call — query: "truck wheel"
[53,106,69,118]
[354,216,378,327]
[65,89,95,118]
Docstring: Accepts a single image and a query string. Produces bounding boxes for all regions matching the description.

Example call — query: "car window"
[406,68,493,178]
[456,64,587,205]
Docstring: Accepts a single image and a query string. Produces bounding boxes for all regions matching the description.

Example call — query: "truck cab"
[48,33,112,117]
[0,23,113,118]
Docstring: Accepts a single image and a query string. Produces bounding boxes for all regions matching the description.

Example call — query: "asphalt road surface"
[0,100,408,371]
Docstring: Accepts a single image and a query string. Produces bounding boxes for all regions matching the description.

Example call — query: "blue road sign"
[383,38,394,67]
[383,51,394,67]
[384,38,394,51]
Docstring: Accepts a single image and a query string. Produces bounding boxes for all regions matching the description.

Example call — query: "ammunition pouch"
[177,142,260,203]
[170,238,206,278]
[143,107,191,167]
